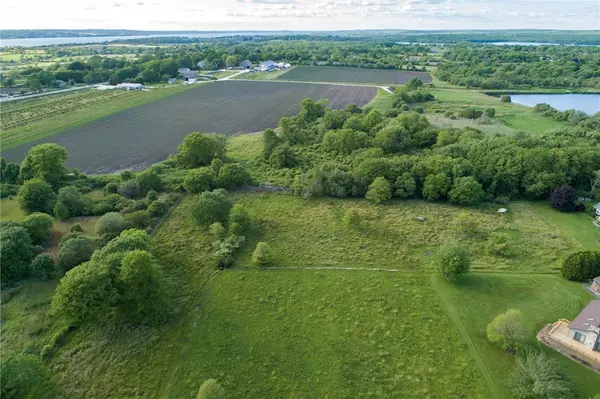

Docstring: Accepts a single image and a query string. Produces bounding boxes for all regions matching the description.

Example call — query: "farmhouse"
[568,301,600,351]
[259,60,276,71]
[115,83,144,90]
[181,70,198,81]
[240,60,253,69]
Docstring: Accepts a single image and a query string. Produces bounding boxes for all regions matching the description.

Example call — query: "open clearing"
[231,193,582,273]
[277,66,432,85]
[1,81,375,174]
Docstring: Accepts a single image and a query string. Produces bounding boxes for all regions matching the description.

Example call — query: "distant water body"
[0,32,271,47]
[510,94,600,115]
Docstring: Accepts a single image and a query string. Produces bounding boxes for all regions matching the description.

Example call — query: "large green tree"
[0,225,35,283]
[508,350,571,399]
[18,179,56,214]
[435,243,470,282]
[22,212,54,246]
[176,133,227,168]
[192,189,233,227]
[486,309,527,351]
[19,143,68,187]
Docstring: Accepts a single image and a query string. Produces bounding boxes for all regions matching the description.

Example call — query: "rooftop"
[593,202,600,210]
[569,300,600,331]
[594,276,600,284]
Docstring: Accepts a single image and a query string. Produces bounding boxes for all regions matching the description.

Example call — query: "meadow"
[230,193,582,273]
[2,81,376,174]
[277,66,433,85]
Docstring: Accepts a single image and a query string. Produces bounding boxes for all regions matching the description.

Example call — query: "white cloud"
[0,0,597,30]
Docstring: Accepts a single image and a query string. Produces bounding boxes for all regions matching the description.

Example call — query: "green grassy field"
[2,192,598,398]
[427,88,565,135]
[0,84,198,150]
[365,88,396,112]
[530,202,599,251]
[227,133,264,161]
[163,270,489,398]
[432,273,600,398]
[230,194,581,273]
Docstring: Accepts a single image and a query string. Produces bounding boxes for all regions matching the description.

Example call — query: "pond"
[509,94,600,115]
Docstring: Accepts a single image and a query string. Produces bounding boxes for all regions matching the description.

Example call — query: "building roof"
[593,202,600,210]
[569,301,600,330]
[594,276,600,284]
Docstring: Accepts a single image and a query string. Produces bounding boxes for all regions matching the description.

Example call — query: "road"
[0,84,102,103]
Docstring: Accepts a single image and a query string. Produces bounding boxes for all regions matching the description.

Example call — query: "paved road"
[0,84,103,103]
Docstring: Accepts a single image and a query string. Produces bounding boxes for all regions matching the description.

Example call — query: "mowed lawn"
[432,273,600,398]
[277,66,433,85]
[2,81,376,174]
[162,270,489,398]
[231,194,582,273]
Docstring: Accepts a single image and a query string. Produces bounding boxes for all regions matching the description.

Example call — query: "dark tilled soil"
[2,81,376,174]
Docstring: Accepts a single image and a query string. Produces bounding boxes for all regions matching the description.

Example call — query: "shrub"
[228,204,251,234]
[18,179,57,214]
[435,243,470,282]
[422,173,451,201]
[95,212,128,239]
[118,179,141,199]
[57,186,87,216]
[488,232,510,257]
[183,167,214,194]
[548,185,575,212]
[484,107,496,117]
[487,309,527,351]
[118,250,167,324]
[0,183,19,198]
[458,108,483,119]
[51,261,117,325]
[0,226,35,282]
[196,379,225,399]
[217,164,251,189]
[105,182,118,194]
[365,177,392,204]
[58,235,96,271]
[560,250,600,281]
[1,353,48,398]
[148,200,169,217]
[508,350,571,399]
[415,106,424,114]
[193,189,233,227]
[342,209,361,229]
[146,190,158,203]
[251,242,273,267]
[124,210,152,230]
[500,94,511,103]
[22,212,54,245]
[31,253,55,280]
[213,235,245,269]
[70,223,84,233]
[385,109,399,117]
[209,222,226,239]
[137,170,162,193]
[176,132,227,168]
[449,176,485,205]
[53,201,70,220]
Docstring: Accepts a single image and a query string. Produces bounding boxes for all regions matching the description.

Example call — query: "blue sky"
[1,0,598,30]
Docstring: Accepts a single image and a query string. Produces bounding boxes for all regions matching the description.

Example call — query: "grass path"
[430,274,506,398]
[530,202,599,250]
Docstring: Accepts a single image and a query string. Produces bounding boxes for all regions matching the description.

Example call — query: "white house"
[115,83,144,90]
[568,300,600,351]
[593,202,600,217]
[259,60,275,71]
[592,277,600,295]
[181,70,197,81]
[167,78,177,84]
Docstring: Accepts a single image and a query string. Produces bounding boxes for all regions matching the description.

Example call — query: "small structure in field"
[416,216,426,222]
[497,208,508,215]
[167,78,177,84]
[240,60,253,69]
[116,83,144,90]
[178,68,191,73]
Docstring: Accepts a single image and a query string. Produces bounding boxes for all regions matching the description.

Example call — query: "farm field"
[276,66,433,85]
[230,193,582,273]
[0,85,198,150]
[2,81,376,174]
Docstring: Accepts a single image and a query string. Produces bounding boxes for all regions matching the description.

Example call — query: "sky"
[1,0,598,31]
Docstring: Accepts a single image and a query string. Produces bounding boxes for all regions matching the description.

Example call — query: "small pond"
[509,94,600,115]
